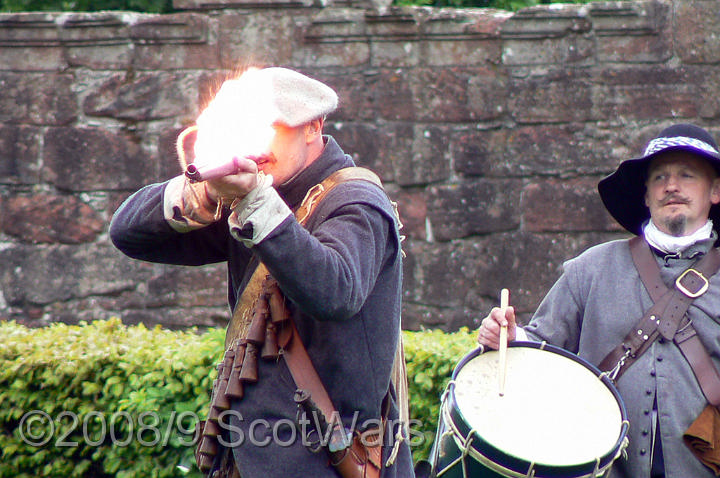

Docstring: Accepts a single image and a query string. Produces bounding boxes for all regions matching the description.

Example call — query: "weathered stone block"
[425,38,502,67]
[0,125,41,185]
[148,264,228,307]
[118,306,229,329]
[324,120,414,184]
[295,11,371,67]
[66,44,133,69]
[295,41,371,68]
[426,178,522,241]
[402,239,474,309]
[508,69,594,123]
[419,9,506,66]
[218,12,298,68]
[589,1,667,36]
[0,73,77,125]
[331,69,415,122]
[0,13,67,70]
[0,47,67,71]
[82,71,198,120]
[594,66,702,121]
[323,121,395,181]
[174,0,309,9]
[304,10,367,41]
[365,10,418,38]
[596,33,671,64]
[451,128,497,177]
[0,12,62,45]
[521,177,619,233]
[128,13,219,69]
[675,0,720,64]
[423,7,509,39]
[413,67,505,122]
[43,127,155,191]
[158,126,189,180]
[593,1,672,64]
[501,3,595,66]
[135,43,221,70]
[501,3,592,40]
[4,193,105,244]
[394,124,450,187]
[369,40,420,68]
[401,302,478,331]
[130,12,206,43]
[401,230,626,330]
[0,243,148,306]
[388,186,427,241]
[452,124,627,178]
[57,12,130,44]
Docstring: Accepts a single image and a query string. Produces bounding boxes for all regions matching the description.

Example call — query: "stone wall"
[1,0,719,331]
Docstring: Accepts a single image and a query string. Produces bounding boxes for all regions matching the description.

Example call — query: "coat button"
[640,448,647,455]
[644,410,650,415]
[657,356,663,362]
[650,369,656,377]
[642,429,649,436]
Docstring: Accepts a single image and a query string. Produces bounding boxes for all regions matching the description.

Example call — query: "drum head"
[452,343,625,469]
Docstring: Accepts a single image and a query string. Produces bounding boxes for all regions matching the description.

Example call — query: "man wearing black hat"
[110,67,414,478]
[477,123,720,477]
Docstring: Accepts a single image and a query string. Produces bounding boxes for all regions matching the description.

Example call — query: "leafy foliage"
[403,327,478,461]
[0,319,222,478]
[0,319,477,475]
[0,0,173,13]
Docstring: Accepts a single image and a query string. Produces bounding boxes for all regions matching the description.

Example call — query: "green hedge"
[0,0,173,13]
[0,319,477,477]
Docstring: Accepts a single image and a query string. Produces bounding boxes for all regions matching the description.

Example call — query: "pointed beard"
[665,215,688,237]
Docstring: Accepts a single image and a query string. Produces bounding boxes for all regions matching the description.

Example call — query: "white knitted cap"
[193,67,338,166]
[259,67,338,127]
[207,67,338,127]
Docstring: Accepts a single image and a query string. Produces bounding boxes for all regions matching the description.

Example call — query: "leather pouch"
[684,404,720,475]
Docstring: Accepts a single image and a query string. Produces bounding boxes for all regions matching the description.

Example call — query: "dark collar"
[276,135,355,209]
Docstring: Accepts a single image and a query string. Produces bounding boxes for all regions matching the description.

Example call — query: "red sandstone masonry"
[0,0,717,330]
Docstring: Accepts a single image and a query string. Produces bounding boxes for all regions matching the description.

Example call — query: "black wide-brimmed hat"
[598,123,720,235]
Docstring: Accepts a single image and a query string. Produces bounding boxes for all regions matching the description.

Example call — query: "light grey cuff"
[228,174,292,247]
[164,175,222,232]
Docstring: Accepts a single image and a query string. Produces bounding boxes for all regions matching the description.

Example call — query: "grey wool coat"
[110,136,414,478]
[524,236,720,478]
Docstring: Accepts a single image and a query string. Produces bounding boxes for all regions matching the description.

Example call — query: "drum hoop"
[441,342,630,477]
[438,396,628,478]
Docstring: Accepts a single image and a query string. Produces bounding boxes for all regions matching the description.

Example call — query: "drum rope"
[437,392,625,478]
[434,347,629,478]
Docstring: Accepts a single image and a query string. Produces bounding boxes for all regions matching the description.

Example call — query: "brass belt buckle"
[676,268,709,298]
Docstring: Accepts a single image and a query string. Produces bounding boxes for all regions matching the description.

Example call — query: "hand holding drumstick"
[477,290,518,350]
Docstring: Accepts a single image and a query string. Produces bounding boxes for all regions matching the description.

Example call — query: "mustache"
[660,194,689,206]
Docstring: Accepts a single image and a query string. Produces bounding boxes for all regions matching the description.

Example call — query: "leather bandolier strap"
[599,236,720,406]
[195,167,406,478]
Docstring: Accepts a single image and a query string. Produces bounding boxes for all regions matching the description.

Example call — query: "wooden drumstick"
[498,288,509,397]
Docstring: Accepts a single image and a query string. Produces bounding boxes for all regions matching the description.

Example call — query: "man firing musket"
[110,66,414,478]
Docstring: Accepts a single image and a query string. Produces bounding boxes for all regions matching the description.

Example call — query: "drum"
[428,342,629,478]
